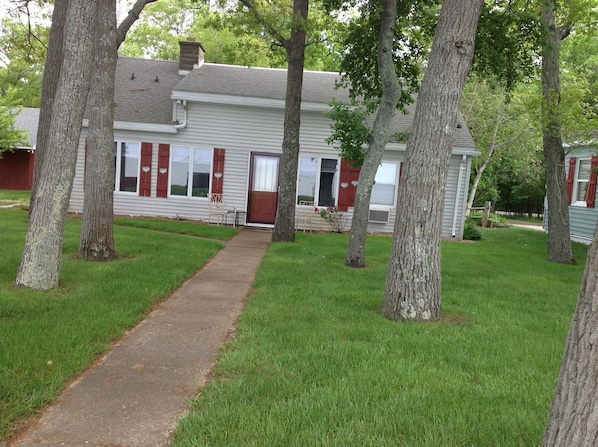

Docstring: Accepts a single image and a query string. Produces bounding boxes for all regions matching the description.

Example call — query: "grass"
[0,189,30,206]
[0,205,237,439]
[170,229,588,447]
[0,191,588,446]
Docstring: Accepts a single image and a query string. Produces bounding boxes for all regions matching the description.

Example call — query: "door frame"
[247,152,281,225]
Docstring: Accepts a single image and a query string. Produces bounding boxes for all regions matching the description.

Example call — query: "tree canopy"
[0,3,51,108]
[0,107,27,156]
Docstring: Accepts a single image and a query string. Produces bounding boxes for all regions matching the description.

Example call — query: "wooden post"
[482,201,491,227]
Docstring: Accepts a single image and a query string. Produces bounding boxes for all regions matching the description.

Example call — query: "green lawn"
[0,206,237,439]
[171,228,587,447]
[0,199,588,446]
[0,189,30,206]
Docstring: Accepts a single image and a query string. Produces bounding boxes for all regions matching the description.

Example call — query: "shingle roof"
[108,58,476,149]
[112,57,183,125]
[13,107,39,148]
[173,63,352,104]
[171,63,475,149]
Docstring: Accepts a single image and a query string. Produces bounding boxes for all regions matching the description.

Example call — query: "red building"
[0,108,38,190]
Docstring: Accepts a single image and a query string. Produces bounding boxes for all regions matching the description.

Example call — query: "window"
[297,156,338,207]
[114,141,140,193]
[170,146,212,198]
[574,158,591,204]
[371,162,398,206]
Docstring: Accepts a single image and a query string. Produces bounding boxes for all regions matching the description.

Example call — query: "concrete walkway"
[3,228,271,447]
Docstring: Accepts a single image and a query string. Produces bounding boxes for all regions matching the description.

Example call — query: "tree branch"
[557,25,572,41]
[116,0,158,47]
[238,0,290,49]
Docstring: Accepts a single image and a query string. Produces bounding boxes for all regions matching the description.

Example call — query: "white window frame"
[370,162,399,209]
[114,141,140,194]
[168,146,213,199]
[572,157,591,207]
[296,156,339,207]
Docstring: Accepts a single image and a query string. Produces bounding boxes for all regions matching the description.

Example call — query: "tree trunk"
[15,1,96,290]
[271,0,308,243]
[541,0,575,265]
[29,0,67,216]
[79,0,118,261]
[79,0,156,261]
[466,121,499,211]
[382,0,483,321]
[345,0,401,268]
[541,221,598,446]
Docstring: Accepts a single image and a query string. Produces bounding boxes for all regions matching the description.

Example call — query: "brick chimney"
[179,38,205,71]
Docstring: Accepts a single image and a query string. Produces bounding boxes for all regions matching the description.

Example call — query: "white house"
[67,39,479,238]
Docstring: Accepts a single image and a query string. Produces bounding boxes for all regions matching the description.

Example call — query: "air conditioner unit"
[368,209,390,223]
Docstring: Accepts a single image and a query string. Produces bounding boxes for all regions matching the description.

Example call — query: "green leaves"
[325,99,371,166]
[0,106,28,157]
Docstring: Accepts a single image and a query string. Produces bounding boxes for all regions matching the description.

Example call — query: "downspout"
[452,155,467,238]
[174,100,187,129]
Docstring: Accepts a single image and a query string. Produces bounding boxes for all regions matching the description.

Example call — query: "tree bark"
[541,221,598,446]
[15,1,96,290]
[79,0,155,261]
[271,0,308,243]
[541,0,575,265]
[345,0,401,268]
[382,0,483,321]
[29,0,67,216]
[78,0,118,261]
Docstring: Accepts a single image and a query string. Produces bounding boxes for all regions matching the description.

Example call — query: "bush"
[468,210,508,226]
[463,219,482,240]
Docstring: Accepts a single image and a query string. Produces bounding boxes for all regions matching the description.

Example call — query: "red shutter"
[157,144,170,198]
[212,148,225,195]
[338,159,361,212]
[139,142,152,197]
[586,156,598,208]
[566,157,576,205]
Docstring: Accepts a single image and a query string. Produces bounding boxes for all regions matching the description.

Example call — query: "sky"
[0,1,132,26]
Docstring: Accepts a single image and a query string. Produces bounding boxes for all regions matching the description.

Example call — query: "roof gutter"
[174,100,187,129]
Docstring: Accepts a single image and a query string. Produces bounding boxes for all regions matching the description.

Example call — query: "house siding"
[543,146,598,244]
[69,97,473,239]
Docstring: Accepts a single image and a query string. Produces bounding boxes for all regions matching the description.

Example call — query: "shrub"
[463,219,482,240]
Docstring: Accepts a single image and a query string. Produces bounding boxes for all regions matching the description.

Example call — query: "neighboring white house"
[65,39,479,238]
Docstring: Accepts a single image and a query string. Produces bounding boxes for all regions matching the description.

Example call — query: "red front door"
[247,153,280,224]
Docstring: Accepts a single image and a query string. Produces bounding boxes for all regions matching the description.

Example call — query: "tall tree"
[78,0,118,261]
[228,0,342,241]
[28,0,67,217]
[344,0,401,267]
[541,220,598,445]
[269,0,309,242]
[382,0,483,321]
[232,0,311,242]
[15,1,97,290]
[325,0,433,267]
[79,0,156,261]
[541,0,575,264]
